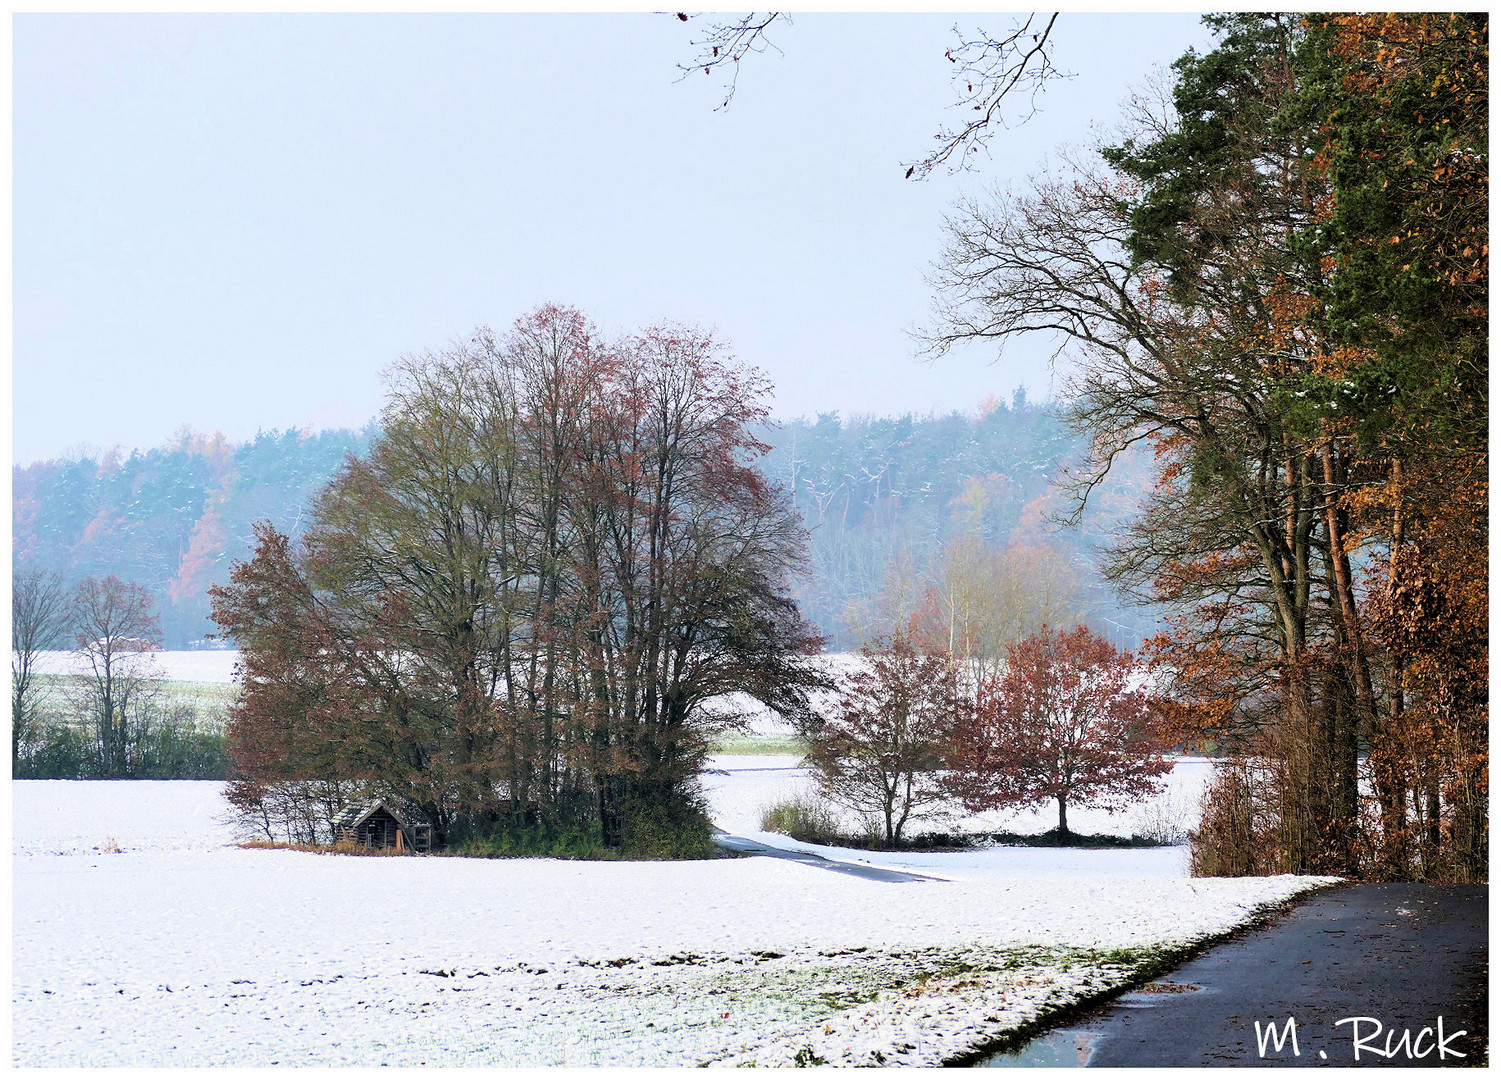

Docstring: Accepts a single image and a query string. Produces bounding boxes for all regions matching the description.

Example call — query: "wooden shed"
[331,800,432,854]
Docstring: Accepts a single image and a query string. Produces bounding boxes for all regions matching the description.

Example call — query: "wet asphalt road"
[980,882,1487,1068]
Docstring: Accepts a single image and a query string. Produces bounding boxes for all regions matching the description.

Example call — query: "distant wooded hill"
[13,400,1157,649]
[14,426,375,648]
[762,395,1157,649]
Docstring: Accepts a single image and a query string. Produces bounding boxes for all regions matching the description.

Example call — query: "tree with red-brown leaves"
[805,635,959,847]
[947,625,1170,837]
[209,522,406,841]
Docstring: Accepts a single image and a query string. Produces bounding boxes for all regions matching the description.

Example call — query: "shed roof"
[331,799,421,831]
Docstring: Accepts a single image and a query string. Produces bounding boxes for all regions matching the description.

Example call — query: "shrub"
[1190,759,1268,876]
[760,793,841,844]
[14,723,93,779]
[448,820,614,860]
[134,701,228,779]
[1131,787,1192,845]
[621,801,719,860]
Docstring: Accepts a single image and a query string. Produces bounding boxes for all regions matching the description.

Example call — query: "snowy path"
[712,831,945,883]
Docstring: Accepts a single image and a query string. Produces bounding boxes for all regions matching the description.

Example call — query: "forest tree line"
[13,425,374,648]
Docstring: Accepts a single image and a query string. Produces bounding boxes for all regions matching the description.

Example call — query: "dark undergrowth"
[983,828,1180,849]
[759,795,1181,851]
[446,808,723,862]
[810,829,1179,852]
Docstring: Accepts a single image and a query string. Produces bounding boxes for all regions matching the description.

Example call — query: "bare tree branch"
[673,12,787,110]
[906,14,1067,180]
[671,12,1064,174]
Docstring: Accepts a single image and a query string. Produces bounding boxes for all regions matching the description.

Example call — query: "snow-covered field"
[31,649,856,692]
[14,768,1336,1067]
[33,648,240,684]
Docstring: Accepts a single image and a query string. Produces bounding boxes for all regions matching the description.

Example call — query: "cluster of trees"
[924,14,1487,881]
[803,626,1168,847]
[210,306,825,854]
[12,567,225,779]
[857,534,1087,687]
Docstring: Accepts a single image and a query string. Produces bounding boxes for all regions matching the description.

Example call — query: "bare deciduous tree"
[12,566,69,760]
[906,13,1064,179]
[805,635,957,846]
[675,11,787,109]
[838,547,920,649]
[70,575,163,777]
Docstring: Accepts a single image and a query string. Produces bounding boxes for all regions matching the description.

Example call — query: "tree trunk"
[1373,458,1409,875]
[102,676,115,778]
[1057,793,1069,836]
[1320,438,1375,720]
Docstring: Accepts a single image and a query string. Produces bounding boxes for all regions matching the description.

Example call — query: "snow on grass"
[14,774,1335,1067]
[702,755,1210,882]
[12,779,230,857]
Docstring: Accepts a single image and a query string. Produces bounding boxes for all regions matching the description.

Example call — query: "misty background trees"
[13,392,1153,654]
[14,426,374,647]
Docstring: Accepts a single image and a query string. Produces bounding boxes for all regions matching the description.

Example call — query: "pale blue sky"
[13,13,1212,464]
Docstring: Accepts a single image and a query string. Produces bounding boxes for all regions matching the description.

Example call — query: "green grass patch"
[160,680,240,710]
[710,735,807,756]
